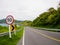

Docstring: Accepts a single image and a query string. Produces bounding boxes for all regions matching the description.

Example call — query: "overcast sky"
[0,0,59,21]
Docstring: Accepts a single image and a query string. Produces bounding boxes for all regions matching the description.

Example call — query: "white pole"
[9,25,12,38]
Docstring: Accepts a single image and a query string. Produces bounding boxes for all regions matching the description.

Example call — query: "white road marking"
[22,27,25,45]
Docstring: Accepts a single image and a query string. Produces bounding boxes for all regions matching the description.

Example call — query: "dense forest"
[32,6,60,28]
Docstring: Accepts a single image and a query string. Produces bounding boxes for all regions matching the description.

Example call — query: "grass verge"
[0,27,23,45]
[0,26,8,33]
[0,25,23,33]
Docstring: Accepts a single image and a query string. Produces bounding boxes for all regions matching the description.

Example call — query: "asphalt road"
[24,27,60,45]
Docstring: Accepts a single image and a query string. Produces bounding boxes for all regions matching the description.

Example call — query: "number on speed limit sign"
[6,15,14,25]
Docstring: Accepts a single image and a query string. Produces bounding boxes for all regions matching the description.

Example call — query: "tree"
[48,7,57,15]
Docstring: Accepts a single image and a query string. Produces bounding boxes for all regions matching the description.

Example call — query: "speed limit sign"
[6,15,14,38]
[6,15,14,25]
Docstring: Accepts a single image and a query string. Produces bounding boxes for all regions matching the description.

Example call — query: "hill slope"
[32,7,60,28]
[0,19,22,23]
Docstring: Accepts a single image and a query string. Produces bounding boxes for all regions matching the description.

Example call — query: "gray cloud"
[0,0,59,21]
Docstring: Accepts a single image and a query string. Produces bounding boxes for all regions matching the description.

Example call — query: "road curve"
[24,27,60,45]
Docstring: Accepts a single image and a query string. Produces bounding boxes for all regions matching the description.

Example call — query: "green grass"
[0,26,8,33]
[16,26,23,30]
[0,26,24,45]
[0,25,23,33]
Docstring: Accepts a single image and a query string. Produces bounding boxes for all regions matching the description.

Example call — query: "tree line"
[32,7,60,28]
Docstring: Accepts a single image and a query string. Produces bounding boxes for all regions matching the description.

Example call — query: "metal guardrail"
[0,29,22,37]
[34,27,60,32]
[0,32,9,37]
[41,28,60,32]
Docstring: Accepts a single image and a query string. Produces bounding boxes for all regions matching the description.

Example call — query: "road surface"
[24,27,60,45]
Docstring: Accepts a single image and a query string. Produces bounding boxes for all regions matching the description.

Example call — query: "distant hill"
[0,19,22,23]
[20,20,32,26]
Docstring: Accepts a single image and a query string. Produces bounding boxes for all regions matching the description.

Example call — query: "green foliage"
[0,26,8,33]
[32,7,60,28]
[0,25,23,33]
[20,20,32,26]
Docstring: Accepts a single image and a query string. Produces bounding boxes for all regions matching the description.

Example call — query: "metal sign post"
[9,25,11,38]
[6,15,14,38]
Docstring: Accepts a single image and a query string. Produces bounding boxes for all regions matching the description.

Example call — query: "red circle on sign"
[6,15,14,25]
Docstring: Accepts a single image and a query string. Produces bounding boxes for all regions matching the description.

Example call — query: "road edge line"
[22,27,25,45]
